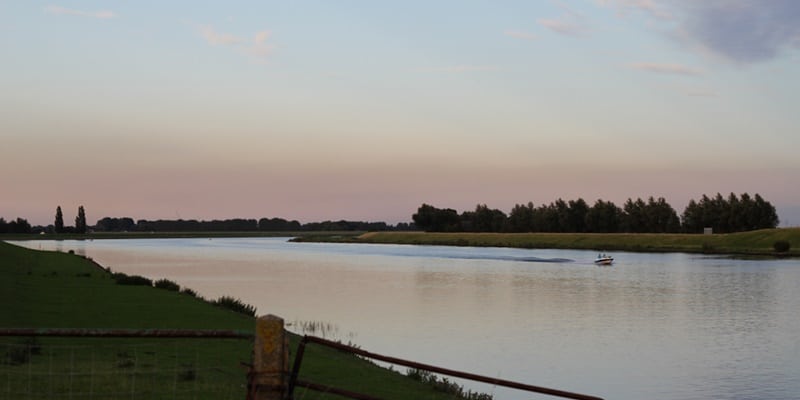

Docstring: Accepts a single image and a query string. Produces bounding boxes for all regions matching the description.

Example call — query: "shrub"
[213,296,257,317]
[112,272,153,286]
[406,369,492,400]
[5,346,30,365]
[773,240,791,253]
[4,338,41,366]
[181,287,198,297]
[154,278,180,291]
[178,365,197,381]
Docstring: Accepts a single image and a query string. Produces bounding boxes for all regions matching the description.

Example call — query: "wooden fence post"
[253,314,289,400]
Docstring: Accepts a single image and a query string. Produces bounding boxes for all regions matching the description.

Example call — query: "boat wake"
[442,254,574,263]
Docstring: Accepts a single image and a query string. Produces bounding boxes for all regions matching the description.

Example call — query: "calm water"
[12,238,800,400]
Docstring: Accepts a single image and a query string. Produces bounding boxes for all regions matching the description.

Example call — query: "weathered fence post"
[252,314,289,400]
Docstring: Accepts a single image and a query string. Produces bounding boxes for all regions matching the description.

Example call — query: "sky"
[2,1,799,227]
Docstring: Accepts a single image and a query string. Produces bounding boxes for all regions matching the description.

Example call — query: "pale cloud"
[199,25,244,46]
[196,25,275,62]
[537,5,589,37]
[422,65,499,73]
[537,17,586,36]
[504,30,536,41]
[44,5,116,19]
[597,0,671,19]
[685,89,717,97]
[629,62,702,76]
[244,31,275,60]
[254,31,270,45]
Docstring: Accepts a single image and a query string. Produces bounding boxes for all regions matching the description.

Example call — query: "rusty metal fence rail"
[288,335,604,400]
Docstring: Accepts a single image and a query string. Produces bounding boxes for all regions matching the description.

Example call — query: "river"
[11,238,800,400]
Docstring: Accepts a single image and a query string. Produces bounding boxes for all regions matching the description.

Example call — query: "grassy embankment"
[0,241,476,400]
[342,228,800,257]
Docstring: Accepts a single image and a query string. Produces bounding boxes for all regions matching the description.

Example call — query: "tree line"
[0,218,32,234]
[94,217,413,232]
[0,194,780,235]
[0,205,86,235]
[412,193,779,234]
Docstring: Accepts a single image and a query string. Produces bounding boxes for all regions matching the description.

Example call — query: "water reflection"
[8,238,800,400]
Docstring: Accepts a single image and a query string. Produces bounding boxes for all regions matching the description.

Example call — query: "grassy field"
[0,241,483,400]
[350,228,800,257]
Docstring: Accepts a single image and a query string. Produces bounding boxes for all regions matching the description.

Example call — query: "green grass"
[352,228,800,256]
[0,241,485,400]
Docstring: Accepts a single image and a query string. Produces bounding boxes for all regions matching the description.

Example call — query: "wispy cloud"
[685,89,717,97]
[196,24,275,62]
[597,0,671,20]
[629,62,702,76]
[420,65,499,73]
[504,30,536,41]
[538,17,587,37]
[244,31,275,59]
[538,4,589,37]
[44,5,116,19]
[199,25,244,46]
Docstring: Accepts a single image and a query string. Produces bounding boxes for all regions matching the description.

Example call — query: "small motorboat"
[594,254,614,266]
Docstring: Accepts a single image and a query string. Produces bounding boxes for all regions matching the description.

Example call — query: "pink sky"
[2,2,799,227]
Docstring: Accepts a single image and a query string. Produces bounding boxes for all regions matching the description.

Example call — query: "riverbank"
[298,228,800,257]
[0,241,478,400]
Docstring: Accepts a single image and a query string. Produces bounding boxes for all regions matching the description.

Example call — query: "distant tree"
[8,218,32,234]
[534,202,560,232]
[621,198,647,233]
[258,217,302,231]
[680,193,778,233]
[95,217,136,232]
[54,206,64,233]
[394,222,416,231]
[412,204,461,232]
[681,199,702,233]
[507,202,536,232]
[75,206,87,234]
[586,199,622,233]
[753,194,779,229]
[466,204,507,232]
[566,198,589,233]
[643,197,680,233]
[0,217,32,234]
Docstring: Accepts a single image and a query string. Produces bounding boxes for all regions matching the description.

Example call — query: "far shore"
[3,228,798,257]
[295,228,800,257]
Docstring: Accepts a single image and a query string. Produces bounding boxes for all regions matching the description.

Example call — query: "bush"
[154,278,180,291]
[112,272,153,286]
[181,287,198,297]
[4,338,41,366]
[406,369,492,400]
[213,296,257,317]
[773,240,791,253]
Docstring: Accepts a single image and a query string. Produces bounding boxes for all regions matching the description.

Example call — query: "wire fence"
[1,337,250,400]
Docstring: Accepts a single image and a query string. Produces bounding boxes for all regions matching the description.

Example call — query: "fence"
[2,316,605,400]
[252,315,604,400]
[0,328,253,400]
